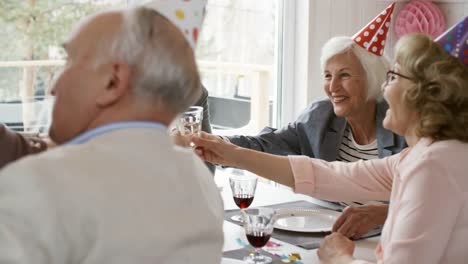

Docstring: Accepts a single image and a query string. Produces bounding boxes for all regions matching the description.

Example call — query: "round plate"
[274,208,341,233]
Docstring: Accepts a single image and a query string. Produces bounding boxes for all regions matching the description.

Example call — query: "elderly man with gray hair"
[0,3,223,264]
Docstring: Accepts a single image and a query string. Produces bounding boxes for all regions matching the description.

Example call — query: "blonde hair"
[395,33,468,142]
[321,36,390,101]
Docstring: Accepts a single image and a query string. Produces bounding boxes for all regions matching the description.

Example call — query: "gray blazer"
[194,86,215,173]
[196,86,212,135]
[228,98,407,160]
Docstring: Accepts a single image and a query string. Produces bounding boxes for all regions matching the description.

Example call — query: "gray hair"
[320,36,389,101]
[90,7,201,114]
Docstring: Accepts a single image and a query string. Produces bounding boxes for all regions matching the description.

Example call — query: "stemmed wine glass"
[241,207,277,264]
[229,171,258,222]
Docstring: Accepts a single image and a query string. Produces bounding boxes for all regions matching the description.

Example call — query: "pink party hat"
[353,3,396,56]
[145,0,207,49]
[435,16,468,66]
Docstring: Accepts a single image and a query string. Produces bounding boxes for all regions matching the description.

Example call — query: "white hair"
[320,36,390,101]
[87,7,201,114]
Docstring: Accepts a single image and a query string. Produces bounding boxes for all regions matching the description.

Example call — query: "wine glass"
[241,207,277,264]
[176,106,203,147]
[229,171,258,222]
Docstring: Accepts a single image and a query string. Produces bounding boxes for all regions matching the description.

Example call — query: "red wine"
[233,194,254,208]
[246,233,271,248]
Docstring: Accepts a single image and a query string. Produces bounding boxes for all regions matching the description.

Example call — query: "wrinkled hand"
[318,232,355,264]
[191,132,240,167]
[332,204,388,239]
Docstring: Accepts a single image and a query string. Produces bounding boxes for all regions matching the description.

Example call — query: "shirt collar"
[64,121,167,145]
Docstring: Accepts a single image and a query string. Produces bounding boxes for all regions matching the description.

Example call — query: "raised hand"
[193,132,295,188]
[191,132,241,167]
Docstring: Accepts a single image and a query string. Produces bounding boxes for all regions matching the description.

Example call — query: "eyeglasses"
[384,70,413,86]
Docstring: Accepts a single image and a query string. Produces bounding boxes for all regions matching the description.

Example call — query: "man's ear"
[96,62,131,107]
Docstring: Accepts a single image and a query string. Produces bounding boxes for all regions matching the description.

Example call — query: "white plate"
[274,208,341,233]
[220,258,246,264]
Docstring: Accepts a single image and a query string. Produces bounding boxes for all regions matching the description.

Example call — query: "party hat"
[145,0,207,49]
[435,16,468,66]
[353,3,396,56]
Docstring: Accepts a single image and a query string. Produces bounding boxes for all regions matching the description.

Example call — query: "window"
[197,0,282,136]
[0,0,284,135]
[0,0,128,132]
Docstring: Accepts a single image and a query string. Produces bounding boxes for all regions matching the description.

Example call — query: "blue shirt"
[65,121,166,145]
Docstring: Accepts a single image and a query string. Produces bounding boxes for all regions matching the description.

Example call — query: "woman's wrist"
[231,146,248,169]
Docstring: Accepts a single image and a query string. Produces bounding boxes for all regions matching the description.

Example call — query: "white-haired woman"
[198,36,406,238]
[193,33,468,263]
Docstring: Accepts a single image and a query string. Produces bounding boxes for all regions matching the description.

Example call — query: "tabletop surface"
[215,169,379,263]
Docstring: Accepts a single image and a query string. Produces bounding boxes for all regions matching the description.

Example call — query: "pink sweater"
[289,138,468,264]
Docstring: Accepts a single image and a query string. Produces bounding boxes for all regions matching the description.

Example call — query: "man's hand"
[317,232,355,264]
[332,204,388,239]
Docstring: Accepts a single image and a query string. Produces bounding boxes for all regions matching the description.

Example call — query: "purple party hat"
[435,16,468,66]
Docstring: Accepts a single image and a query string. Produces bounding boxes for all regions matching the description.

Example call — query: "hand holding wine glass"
[191,131,241,167]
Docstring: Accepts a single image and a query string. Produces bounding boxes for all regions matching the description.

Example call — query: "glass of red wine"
[241,207,277,264]
[229,172,258,222]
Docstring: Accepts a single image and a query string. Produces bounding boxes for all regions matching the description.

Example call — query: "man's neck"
[86,107,174,132]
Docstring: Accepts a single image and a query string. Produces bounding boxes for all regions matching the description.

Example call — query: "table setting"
[216,169,379,264]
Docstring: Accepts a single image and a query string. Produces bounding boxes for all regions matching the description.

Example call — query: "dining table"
[215,168,379,264]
